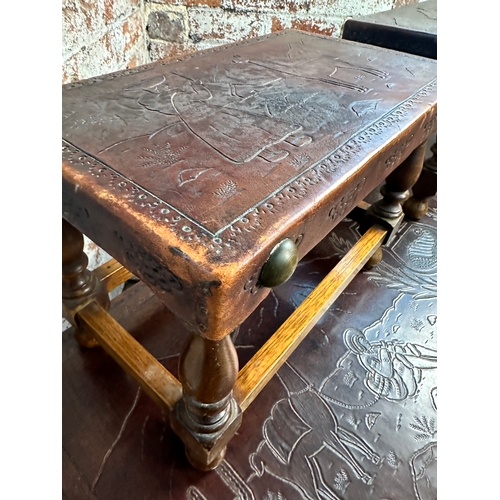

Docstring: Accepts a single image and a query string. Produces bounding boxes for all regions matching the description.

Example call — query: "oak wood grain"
[93,259,135,293]
[76,301,182,411]
[234,224,387,411]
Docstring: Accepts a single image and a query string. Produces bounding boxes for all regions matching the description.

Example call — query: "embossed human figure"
[133,46,387,165]
[134,67,304,165]
[249,362,380,500]
[170,78,300,163]
[342,328,437,402]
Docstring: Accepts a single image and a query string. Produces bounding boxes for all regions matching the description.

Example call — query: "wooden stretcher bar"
[76,301,183,411]
[74,224,387,419]
[234,224,387,410]
[93,258,135,293]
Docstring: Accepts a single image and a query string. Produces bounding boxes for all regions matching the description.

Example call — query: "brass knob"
[259,238,298,288]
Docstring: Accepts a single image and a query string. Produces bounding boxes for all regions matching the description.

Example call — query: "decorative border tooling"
[62,140,225,258]
[63,79,436,261]
[328,177,367,225]
[226,79,436,238]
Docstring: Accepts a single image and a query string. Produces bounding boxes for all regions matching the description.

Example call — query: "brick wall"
[62,0,150,83]
[144,0,417,61]
[62,0,420,83]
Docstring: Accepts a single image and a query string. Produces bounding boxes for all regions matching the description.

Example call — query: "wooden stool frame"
[64,219,387,469]
[62,29,436,471]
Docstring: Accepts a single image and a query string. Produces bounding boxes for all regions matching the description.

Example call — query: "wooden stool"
[62,30,437,471]
[342,0,437,220]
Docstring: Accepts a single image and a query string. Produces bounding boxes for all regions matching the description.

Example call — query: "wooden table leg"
[403,142,437,220]
[62,219,110,347]
[69,226,387,473]
[361,141,427,268]
[71,227,386,473]
[75,298,240,472]
[170,330,242,471]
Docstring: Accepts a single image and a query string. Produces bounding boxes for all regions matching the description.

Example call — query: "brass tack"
[259,238,298,288]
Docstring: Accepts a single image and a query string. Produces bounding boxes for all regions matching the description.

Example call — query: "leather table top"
[62,30,437,339]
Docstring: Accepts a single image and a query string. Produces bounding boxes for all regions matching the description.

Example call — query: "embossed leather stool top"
[62,30,437,341]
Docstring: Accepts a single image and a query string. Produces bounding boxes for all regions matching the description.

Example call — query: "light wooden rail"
[76,224,386,416]
[93,259,135,292]
[77,301,182,411]
[234,224,387,411]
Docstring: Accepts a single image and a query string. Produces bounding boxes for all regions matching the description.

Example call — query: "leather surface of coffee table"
[62,30,437,340]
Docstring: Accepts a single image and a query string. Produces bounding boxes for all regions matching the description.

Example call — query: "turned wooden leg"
[403,142,437,220]
[170,330,242,471]
[372,142,427,220]
[361,141,427,267]
[62,218,110,347]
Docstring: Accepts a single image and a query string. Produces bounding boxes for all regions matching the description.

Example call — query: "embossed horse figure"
[249,362,380,500]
